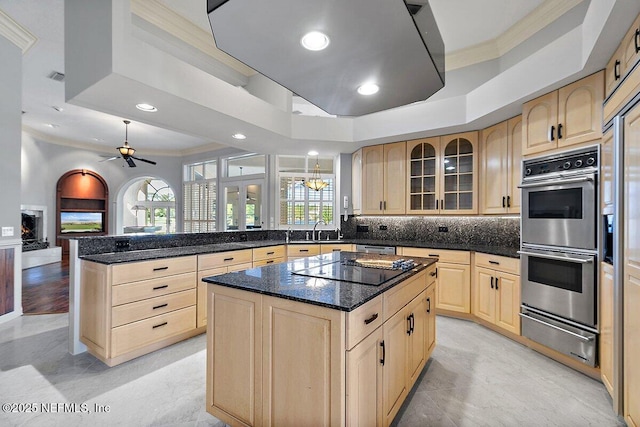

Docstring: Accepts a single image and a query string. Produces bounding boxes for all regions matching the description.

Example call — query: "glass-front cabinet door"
[406,132,478,214]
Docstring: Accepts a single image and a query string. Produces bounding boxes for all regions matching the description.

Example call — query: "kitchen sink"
[288,240,347,244]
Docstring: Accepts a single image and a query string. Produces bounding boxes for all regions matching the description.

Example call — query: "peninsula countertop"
[78,238,518,265]
[202,251,437,312]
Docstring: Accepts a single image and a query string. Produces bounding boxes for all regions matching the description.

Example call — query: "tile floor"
[0,314,625,427]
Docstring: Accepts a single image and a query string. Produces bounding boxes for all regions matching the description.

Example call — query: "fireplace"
[20,206,49,252]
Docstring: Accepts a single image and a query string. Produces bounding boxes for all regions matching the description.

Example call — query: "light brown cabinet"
[197,249,253,328]
[406,132,478,214]
[401,247,471,314]
[480,117,522,214]
[522,71,604,156]
[362,142,407,215]
[207,265,436,427]
[287,244,321,260]
[605,12,640,99]
[80,256,198,366]
[600,262,614,398]
[601,126,614,212]
[320,243,354,254]
[624,101,640,427]
[473,253,521,336]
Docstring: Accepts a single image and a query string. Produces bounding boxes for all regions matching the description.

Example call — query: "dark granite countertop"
[79,238,518,265]
[202,252,438,312]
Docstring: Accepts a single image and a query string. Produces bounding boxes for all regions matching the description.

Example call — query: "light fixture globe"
[117,120,136,156]
[305,160,328,191]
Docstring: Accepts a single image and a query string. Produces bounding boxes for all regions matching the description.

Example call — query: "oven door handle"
[519,313,594,342]
[517,250,594,264]
[518,175,594,189]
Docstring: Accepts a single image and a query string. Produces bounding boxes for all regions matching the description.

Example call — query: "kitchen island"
[202,251,437,427]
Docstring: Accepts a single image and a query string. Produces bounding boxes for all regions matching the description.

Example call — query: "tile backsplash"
[342,215,520,248]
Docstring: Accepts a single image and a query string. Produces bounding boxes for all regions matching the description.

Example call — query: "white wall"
[21,133,183,239]
[0,35,23,322]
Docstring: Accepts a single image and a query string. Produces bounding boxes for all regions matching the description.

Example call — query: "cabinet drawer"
[112,256,196,285]
[384,270,426,321]
[111,306,196,357]
[475,253,519,275]
[287,244,320,257]
[227,262,253,273]
[112,288,196,327]
[253,245,286,261]
[112,272,196,306]
[346,295,383,350]
[198,249,253,270]
[320,244,354,254]
[253,257,286,267]
[401,247,470,264]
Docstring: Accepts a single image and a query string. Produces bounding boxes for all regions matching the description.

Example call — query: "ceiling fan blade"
[131,156,156,165]
[124,156,137,167]
[99,155,119,162]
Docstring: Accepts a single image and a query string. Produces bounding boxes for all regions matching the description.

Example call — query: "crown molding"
[130,0,255,77]
[446,0,584,71]
[0,8,37,53]
[22,125,217,157]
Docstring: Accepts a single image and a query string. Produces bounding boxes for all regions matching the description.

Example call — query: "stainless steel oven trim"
[519,312,593,341]
[517,250,594,264]
[520,304,599,334]
[518,174,594,188]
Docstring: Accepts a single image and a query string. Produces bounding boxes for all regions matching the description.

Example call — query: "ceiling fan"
[101,120,157,167]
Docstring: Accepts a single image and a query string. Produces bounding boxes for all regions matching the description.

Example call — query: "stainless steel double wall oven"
[519,146,599,366]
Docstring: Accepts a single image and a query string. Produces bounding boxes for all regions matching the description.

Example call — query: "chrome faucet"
[285,227,291,243]
[313,220,326,241]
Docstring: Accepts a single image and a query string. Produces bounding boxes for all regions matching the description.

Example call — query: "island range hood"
[207,0,445,116]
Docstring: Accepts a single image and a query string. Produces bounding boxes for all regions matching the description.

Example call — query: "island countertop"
[202,251,437,312]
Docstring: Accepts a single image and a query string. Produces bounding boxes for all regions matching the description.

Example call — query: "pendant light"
[305,157,328,191]
[117,120,135,156]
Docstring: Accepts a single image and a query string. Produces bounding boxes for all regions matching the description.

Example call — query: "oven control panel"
[523,148,598,179]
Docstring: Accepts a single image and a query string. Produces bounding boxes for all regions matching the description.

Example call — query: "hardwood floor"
[22,258,69,314]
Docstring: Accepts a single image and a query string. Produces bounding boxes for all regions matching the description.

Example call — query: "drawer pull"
[332,249,342,252]
[152,322,168,329]
[267,251,275,255]
[635,28,640,53]
[426,297,431,313]
[364,313,379,325]
[428,254,439,258]
[153,303,168,310]
[153,285,169,290]
[430,270,437,277]
[223,257,234,261]
[380,341,385,366]
[489,260,500,265]
[266,260,274,264]
[153,266,169,272]
[300,249,309,253]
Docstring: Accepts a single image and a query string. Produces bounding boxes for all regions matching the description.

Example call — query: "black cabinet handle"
[428,254,439,258]
[152,303,168,310]
[549,125,555,141]
[407,315,412,335]
[490,277,494,289]
[558,123,563,139]
[435,268,438,278]
[495,277,499,290]
[266,260,274,264]
[223,257,234,261]
[615,60,621,80]
[300,249,309,253]
[384,201,387,210]
[635,28,640,53]
[152,322,168,329]
[436,199,439,210]
[430,270,437,277]
[411,313,415,333]
[380,341,385,365]
[426,297,431,313]
[441,199,444,210]
[153,285,169,290]
[489,260,500,265]
[364,313,379,325]
[502,196,506,208]
[507,196,511,208]
[267,251,275,255]
[332,249,341,252]
[153,266,169,272]
[379,201,383,210]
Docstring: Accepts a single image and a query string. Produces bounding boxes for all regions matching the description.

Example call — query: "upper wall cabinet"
[480,116,522,214]
[407,132,478,215]
[522,71,604,157]
[362,142,406,215]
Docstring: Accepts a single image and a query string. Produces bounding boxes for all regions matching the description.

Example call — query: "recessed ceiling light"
[307,150,319,156]
[136,103,158,112]
[232,133,247,140]
[301,31,330,51]
[357,83,379,96]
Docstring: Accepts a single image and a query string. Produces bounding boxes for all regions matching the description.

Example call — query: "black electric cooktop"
[291,259,417,286]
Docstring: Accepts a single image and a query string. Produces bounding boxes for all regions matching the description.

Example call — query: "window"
[183,159,217,232]
[122,178,176,234]
[278,156,335,228]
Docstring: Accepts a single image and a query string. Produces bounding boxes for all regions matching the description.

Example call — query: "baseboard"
[0,309,23,325]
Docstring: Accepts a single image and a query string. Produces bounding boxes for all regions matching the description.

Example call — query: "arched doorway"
[120,178,176,234]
